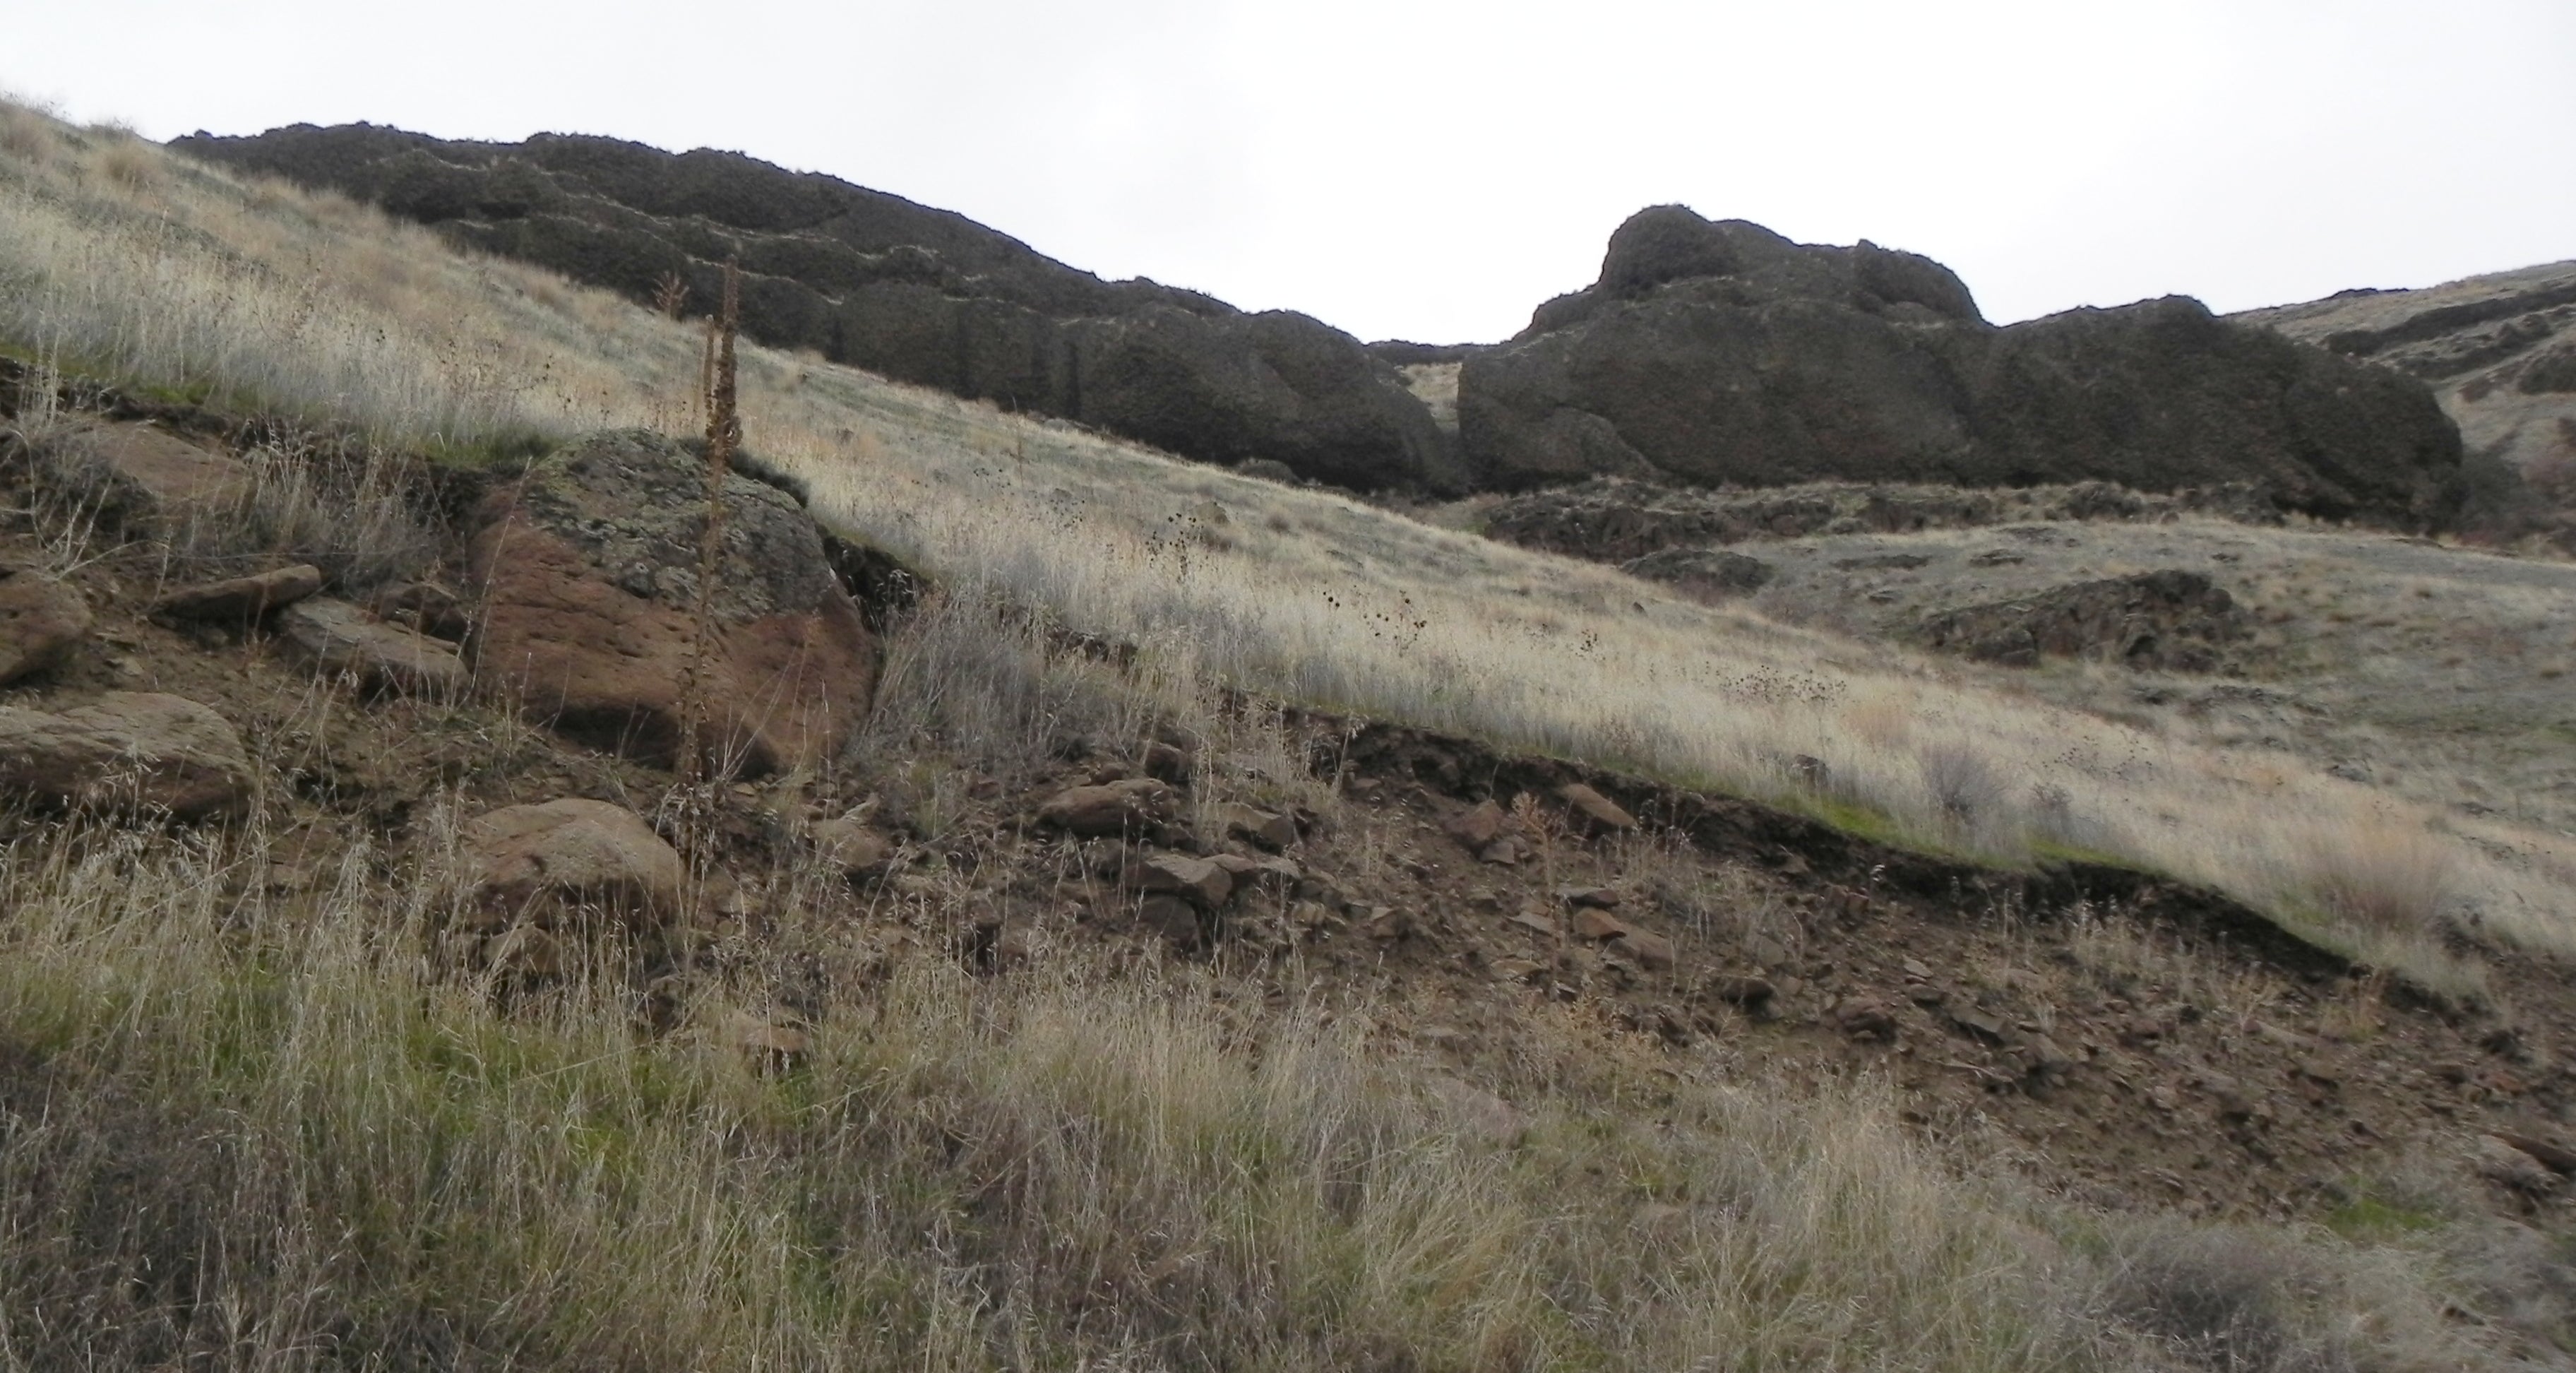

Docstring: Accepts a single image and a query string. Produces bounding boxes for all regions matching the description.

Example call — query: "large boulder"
[174,126,1462,493]
[465,429,876,777]
[1460,206,2466,525]
[0,691,254,819]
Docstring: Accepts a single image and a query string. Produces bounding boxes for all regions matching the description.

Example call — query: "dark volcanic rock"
[1917,570,2243,671]
[172,125,1459,493]
[1460,206,2464,525]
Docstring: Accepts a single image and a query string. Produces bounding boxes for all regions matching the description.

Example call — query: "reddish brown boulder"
[0,691,254,819]
[0,569,91,684]
[465,430,876,778]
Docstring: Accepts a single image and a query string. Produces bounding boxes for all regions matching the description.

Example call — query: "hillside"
[2238,262,2576,542]
[9,102,2576,1370]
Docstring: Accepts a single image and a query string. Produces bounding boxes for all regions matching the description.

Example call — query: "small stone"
[0,569,93,684]
[1834,999,1899,1042]
[1509,908,1560,939]
[1490,957,1544,983]
[1746,934,1793,968]
[368,580,470,641]
[1554,782,1637,831]
[275,598,467,697]
[1364,908,1412,941]
[1612,930,1676,970]
[461,798,685,932]
[149,564,322,625]
[1443,799,1509,848]
[1217,802,1297,851]
[1573,908,1631,941]
[1901,958,1931,979]
[1123,852,1234,907]
[1557,884,1621,908]
[1702,975,1776,1009]
[1289,901,1340,930]
[1037,778,1175,836]
[1141,739,1195,783]
[1477,838,1521,865]
[1138,893,1204,948]
[808,817,894,877]
[1951,1009,2008,1043]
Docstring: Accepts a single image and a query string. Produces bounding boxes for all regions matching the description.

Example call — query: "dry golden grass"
[0,629,2539,1372]
[4,99,2570,998]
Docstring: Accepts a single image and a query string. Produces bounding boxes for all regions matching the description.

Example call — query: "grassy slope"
[9,101,2574,987]
[0,104,2570,1369]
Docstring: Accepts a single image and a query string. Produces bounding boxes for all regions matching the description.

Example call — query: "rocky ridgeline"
[1460,207,2465,523]
[172,126,1462,494]
[174,131,2470,523]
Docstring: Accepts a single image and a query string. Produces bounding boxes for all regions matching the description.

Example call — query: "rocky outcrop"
[172,126,1460,493]
[0,691,254,819]
[1916,570,2243,671]
[1460,206,2465,525]
[465,429,876,778]
[0,569,91,684]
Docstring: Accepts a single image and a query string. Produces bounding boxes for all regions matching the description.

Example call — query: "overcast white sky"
[6,0,2572,343]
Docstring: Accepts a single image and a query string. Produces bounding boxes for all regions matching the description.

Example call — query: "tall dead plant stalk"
[676,258,741,814]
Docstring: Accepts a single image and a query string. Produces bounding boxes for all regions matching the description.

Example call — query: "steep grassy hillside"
[9,103,2576,1371]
